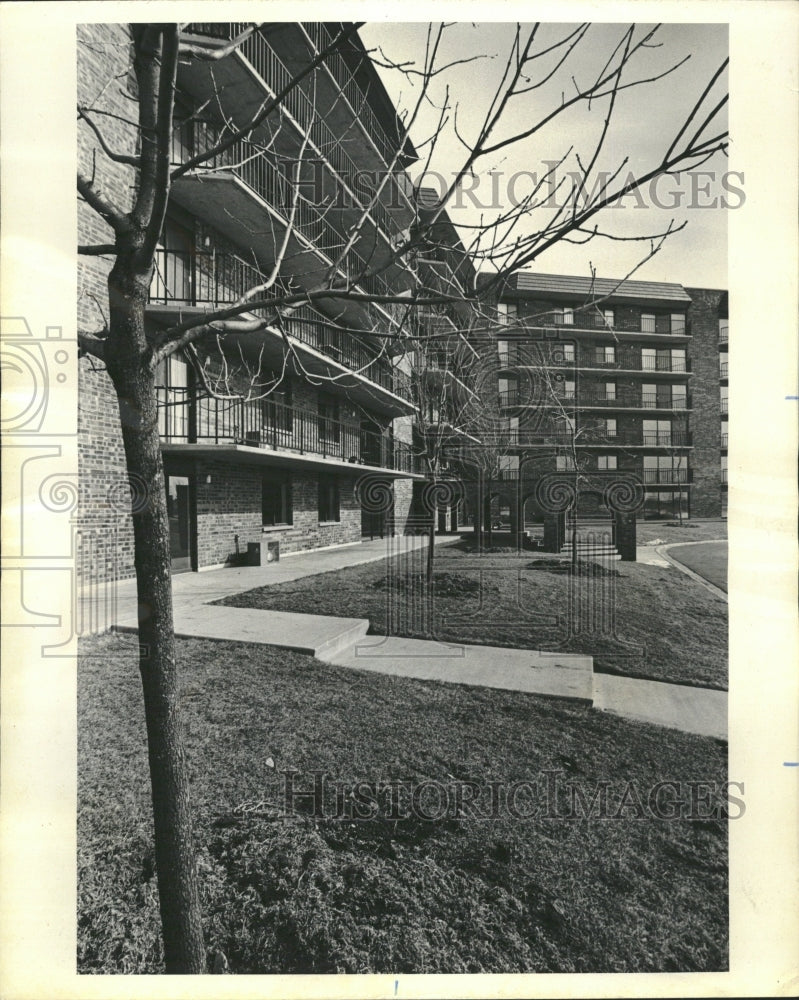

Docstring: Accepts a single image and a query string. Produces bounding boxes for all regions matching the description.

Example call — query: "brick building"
[78,23,474,579]
[474,271,728,526]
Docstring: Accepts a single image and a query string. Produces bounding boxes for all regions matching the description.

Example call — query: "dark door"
[165,474,194,572]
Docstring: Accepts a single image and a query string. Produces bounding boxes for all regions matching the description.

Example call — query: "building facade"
[477,271,728,525]
[77,22,474,580]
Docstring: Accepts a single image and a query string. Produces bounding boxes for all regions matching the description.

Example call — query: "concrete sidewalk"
[106,533,460,629]
[103,532,727,740]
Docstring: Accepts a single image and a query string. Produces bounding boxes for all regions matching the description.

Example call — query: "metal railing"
[720,398,729,415]
[156,387,422,473]
[503,311,690,336]
[721,468,728,483]
[719,326,729,344]
[640,393,689,410]
[720,361,729,378]
[721,433,728,448]
[182,23,406,296]
[501,343,690,373]
[641,469,689,484]
[149,249,403,397]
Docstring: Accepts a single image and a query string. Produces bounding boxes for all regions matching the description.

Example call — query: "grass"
[79,632,728,974]
[221,542,728,690]
[667,541,728,592]
[636,520,727,545]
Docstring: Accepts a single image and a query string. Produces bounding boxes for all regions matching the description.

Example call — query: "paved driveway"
[667,541,728,592]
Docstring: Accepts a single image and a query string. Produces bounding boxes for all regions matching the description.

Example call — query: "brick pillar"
[543,512,564,553]
[615,512,637,561]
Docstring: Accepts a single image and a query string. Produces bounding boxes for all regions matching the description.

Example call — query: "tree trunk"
[106,262,206,974]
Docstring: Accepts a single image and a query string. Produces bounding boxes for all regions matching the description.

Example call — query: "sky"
[360,22,730,289]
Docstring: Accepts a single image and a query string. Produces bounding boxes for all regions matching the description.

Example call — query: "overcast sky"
[360,22,729,289]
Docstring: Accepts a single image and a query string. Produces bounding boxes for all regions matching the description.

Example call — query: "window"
[720,385,728,413]
[643,455,687,484]
[643,418,671,445]
[262,378,293,439]
[504,416,520,443]
[156,355,190,442]
[595,345,615,365]
[318,475,340,522]
[317,393,340,443]
[597,455,617,470]
[560,307,574,326]
[603,308,615,328]
[641,312,656,333]
[560,379,576,400]
[671,349,687,373]
[671,384,687,408]
[497,302,517,325]
[641,348,656,371]
[605,418,617,439]
[497,340,509,365]
[499,455,519,479]
[556,455,576,471]
[604,381,616,401]
[670,313,686,334]
[262,471,292,526]
[642,383,657,407]
[561,342,575,362]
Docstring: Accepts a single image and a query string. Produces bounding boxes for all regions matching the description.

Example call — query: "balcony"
[499,388,691,411]
[178,26,413,302]
[505,310,690,338]
[720,398,729,415]
[148,249,414,415]
[720,361,729,379]
[156,387,423,475]
[719,325,729,344]
[641,469,689,485]
[500,344,690,374]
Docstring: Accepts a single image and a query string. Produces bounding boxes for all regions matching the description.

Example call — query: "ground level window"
[319,475,340,522]
[262,471,292,526]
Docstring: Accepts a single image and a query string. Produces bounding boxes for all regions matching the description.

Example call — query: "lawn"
[221,542,728,690]
[637,520,727,545]
[668,541,728,592]
[79,633,729,974]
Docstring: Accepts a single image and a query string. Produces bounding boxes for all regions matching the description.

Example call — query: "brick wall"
[194,461,363,566]
[77,357,137,581]
[685,287,725,517]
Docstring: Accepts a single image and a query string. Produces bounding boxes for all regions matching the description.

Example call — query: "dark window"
[318,475,340,522]
[318,393,340,443]
[262,471,292,526]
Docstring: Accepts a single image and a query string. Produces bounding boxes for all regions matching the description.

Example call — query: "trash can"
[247,542,263,566]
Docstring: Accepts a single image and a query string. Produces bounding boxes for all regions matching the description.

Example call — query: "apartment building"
[478,271,728,524]
[77,22,472,580]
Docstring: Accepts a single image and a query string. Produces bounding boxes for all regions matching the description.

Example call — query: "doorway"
[165,473,194,572]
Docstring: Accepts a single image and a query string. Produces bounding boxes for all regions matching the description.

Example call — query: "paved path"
[664,540,728,593]
[324,635,594,703]
[104,532,727,740]
[656,542,728,600]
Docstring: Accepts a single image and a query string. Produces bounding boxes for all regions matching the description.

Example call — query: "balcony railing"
[149,249,404,398]
[719,326,729,344]
[500,344,690,373]
[720,398,729,415]
[720,361,729,378]
[178,121,394,298]
[508,310,689,336]
[183,24,405,294]
[721,433,728,448]
[721,468,728,483]
[156,387,422,473]
[499,388,690,410]
[641,469,689,484]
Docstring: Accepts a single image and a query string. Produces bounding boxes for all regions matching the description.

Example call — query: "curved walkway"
[109,535,726,741]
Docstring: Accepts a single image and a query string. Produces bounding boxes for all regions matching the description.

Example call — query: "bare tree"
[77,20,728,971]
